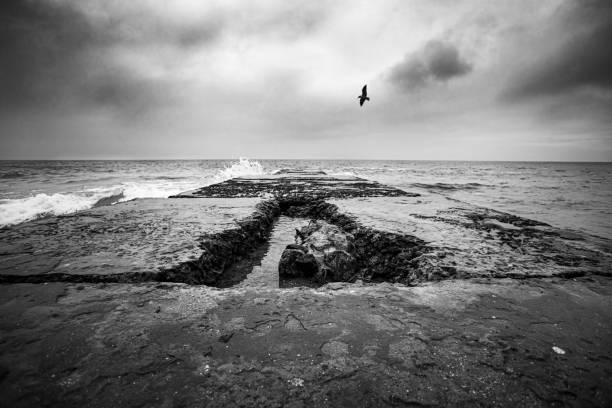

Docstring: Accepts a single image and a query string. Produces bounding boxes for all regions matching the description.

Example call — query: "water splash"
[0,158,268,227]
[0,191,117,226]
[215,158,265,181]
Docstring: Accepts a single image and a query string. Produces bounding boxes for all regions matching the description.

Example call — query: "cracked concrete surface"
[1,278,611,407]
[0,198,262,279]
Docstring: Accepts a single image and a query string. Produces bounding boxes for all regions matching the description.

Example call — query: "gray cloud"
[0,0,327,113]
[0,0,97,108]
[1,1,609,161]
[505,0,612,100]
[0,0,222,112]
[388,40,472,91]
[249,4,327,40]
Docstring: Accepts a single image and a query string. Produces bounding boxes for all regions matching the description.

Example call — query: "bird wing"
[360,97,364,106]
[362,85,367,97]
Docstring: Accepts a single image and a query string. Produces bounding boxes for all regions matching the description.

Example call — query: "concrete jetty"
[1,170,608,284]
[1,170,611,406]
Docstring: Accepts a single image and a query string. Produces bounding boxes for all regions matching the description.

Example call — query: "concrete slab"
[329,196,612,279]
[0,198,262,278]
[172,172,418,199]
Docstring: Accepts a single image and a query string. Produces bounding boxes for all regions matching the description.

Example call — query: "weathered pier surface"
[171,170,418,199]
[1,170,612,407]
[2,171,608,284]
[0,198,266,282]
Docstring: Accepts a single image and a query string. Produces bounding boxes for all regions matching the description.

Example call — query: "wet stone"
[278,245,318,278]
[279,220,360,284]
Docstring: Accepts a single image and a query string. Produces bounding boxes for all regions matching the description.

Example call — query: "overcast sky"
[1,0,611,160]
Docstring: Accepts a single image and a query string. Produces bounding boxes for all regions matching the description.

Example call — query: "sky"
[0,0,611,161]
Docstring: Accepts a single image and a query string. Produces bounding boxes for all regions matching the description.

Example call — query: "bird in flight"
[358,84,370,106]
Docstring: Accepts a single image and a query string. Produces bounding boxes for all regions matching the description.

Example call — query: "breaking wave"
[0,158,267,227]
[92,191,125,208]
[0,190,123,227]
[215,157,265,181]
[325,170,358,177]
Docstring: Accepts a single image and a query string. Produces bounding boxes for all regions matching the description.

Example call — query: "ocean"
[1,159,611,240]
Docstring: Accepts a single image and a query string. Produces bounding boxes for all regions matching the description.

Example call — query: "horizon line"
[0,158,611,164]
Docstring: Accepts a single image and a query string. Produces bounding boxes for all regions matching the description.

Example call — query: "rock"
[552,346,566,355]
[288,377,305,387]
[283,220,358,283]
[323,250,356,281]
[300,221,354,253]
[278,246,318,278]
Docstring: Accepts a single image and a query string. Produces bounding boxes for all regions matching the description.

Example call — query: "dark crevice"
[157,200,280,285]
[214,240,272,288]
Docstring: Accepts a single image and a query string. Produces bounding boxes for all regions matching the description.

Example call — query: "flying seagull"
[358,84,370,106]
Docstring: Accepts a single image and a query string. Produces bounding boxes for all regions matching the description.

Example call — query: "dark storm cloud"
[0,0,97,107]
[0,0,224,111]
[505,0,612,100]
[79,72,178,117]
[0,0,331,114]
[388,40,472,91]
[96,8,225,49]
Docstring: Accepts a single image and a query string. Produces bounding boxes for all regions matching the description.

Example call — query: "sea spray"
[215,158,266,181]
[0,158,267,227]
[118,158,266,201]
[0,192,111,226]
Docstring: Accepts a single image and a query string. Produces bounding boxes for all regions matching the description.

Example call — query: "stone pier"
[1,170,611,407]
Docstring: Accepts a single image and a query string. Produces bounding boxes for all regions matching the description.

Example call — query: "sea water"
[1,159,611,239]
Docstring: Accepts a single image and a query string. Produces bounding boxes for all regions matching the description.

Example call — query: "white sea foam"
[118,158,266,200]
[214,157,265,181]
[0,192,109,226]
[326,170,358,177]
[119,181,195,201]
[0,158,267,227]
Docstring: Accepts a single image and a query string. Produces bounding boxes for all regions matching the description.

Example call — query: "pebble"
[552,346,565,355]
[288,378,304,387]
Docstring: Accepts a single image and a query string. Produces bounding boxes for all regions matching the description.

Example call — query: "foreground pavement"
[1,278,611,407]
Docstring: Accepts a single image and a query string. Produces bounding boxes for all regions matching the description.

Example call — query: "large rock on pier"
[278,244,318,278]
[279,221,358,283]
